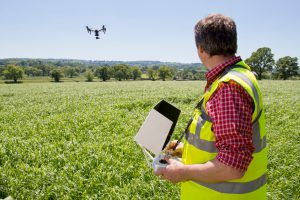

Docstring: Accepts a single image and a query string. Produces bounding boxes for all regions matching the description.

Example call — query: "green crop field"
[0,80,299,200]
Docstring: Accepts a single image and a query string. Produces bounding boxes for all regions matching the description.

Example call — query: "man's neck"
[205,55,235,70]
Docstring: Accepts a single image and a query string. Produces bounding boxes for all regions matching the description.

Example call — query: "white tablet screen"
[134,109,173,156]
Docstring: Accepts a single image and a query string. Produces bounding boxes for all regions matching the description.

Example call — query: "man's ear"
[197,46,204,54]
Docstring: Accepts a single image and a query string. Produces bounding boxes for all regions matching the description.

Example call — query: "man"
[155,14,267,200]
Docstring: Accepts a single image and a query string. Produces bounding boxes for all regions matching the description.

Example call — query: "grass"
[0,80,299,199]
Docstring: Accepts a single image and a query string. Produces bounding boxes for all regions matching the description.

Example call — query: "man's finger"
[154,167,165,176]
[165,140,178,150]
[165,157,172,164]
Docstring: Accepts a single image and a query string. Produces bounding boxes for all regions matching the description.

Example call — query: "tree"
[275,56,299,80]
[3,64,24,83]
[187,72,194,80]
[37,63,52,76]
[158,65,172,81]
[24,67,42,76]
[183,68,192,80]
[115,70,125,81]
[0,65,6,76]
[245,47,275,80]
[131,67,142,80]
[112,64,130,81]
[50,69,64,82]
[194,71,206,80]
[147,67,157,81]
[64,66,77,78]
[95,66,111,81]
[174,69,183,80]
[85,69,94,82]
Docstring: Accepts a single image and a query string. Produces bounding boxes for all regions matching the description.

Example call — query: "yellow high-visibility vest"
[181,61,267,200]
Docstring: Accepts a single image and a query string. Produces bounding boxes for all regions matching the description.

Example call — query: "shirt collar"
[205,56,242,90]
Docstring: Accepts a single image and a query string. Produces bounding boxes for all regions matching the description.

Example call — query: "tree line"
[0,61,206,83]
[0,47,299,83]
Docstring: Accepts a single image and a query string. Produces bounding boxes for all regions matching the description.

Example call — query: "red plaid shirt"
[205,56,255,171]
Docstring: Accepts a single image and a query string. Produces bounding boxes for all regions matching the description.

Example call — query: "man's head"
[194,14,237,57]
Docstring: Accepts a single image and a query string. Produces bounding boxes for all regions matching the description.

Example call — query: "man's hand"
[154,158,185,184]
[165,140,184,157]
[155,158,246,184]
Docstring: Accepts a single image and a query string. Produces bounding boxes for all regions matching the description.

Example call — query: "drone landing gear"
[96,37,100,39]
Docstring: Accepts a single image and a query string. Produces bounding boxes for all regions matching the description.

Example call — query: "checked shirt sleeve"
[206,81,255,171]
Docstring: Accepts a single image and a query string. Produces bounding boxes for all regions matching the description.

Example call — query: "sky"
[1,0,299,63]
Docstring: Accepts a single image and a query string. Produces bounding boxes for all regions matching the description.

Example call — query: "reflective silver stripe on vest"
[201,106,212,122]
[188,131,266,153]
[194,173,267,194]
[187,133,218,153]
[228,70,261,114]
[187,114,218,153]
[252,110,266,153]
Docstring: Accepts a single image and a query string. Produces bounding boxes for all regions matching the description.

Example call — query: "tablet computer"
[134,100,181,156]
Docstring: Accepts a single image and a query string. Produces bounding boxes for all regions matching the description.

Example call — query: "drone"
[86,25,106,39]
